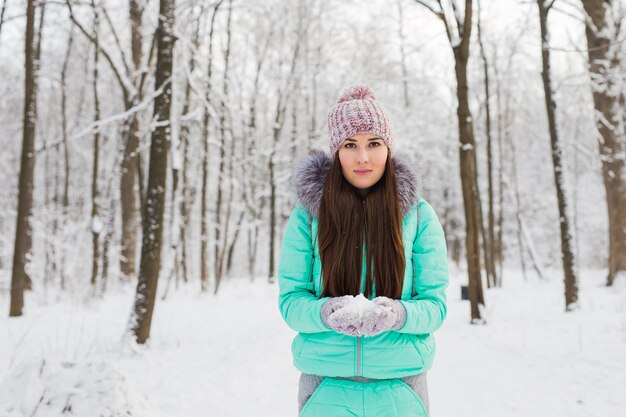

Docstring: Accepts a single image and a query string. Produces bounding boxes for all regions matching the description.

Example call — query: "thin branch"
[413,0,445,22]
[35,80,171,155]
[0,0,8,43]
[65,0,134,100]
[551,6,584,23]
[450,0,462,32]
[99,3,132,77]
[436,0,455,44]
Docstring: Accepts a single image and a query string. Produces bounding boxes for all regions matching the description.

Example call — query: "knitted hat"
[327,84,393,155]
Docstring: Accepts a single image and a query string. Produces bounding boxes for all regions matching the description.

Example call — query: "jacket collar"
[291,150,420,218]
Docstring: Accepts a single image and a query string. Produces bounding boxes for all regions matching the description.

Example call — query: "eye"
[369,141,381,147]
[344,143,356,148]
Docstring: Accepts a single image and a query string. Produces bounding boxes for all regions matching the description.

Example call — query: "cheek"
[338,153,351,175]
[373,149,388,168]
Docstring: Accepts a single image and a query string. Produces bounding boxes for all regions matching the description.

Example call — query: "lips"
[354,170,372,175]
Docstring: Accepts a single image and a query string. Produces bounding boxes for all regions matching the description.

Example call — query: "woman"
[278,84,448,417]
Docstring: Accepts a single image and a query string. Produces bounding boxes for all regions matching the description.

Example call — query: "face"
[337,133,389,193]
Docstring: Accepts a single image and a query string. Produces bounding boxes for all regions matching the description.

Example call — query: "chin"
[352,180,374,189]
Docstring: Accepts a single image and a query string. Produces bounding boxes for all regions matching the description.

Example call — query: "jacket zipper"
[357,199,365,377]
[356,336,362,376]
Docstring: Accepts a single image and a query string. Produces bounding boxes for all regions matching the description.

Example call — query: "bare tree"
[581,0,626,286]
[476,0,497,288]
[267,2,306,284]
[200,0,225,292]
[119,0,146,281]
[214,0,234,294]
[536,0,578,310]
[60,32,72,210]
[10,0,40,316]
[90,5,102,291]
[66,0,153,284]
[130,0,176,343]
[55,22,74,291]
[413,0,485,321]
[242,32,270,280]
[162,3,206,298]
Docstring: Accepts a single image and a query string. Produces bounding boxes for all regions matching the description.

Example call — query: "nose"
[356,148,369,164]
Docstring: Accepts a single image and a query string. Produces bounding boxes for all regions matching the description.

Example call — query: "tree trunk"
[243,37,267,281]
[91,25,101,289]
[10,0,39,317]
[58,22,73,291]
[508,115,529,281]
[414,0,485,321]
[130,0,175,343]
[268,97,284,284]
[495,72,505,285]
[268,146,277,284]
[44,116,58,291]
[455,53,485,320]
[477,0,498,287]
[581,0,626,286]
[537,0,578,310]
[120,122,140,280]
[214,0,234,294]
[225,210,245,274]
[61,30,72,210]
[173,4,203,289]
[452,0,485,322]
[442,189,462,267]
[120,0,146,280]
[247,225,259,280]
[200,0,224,292]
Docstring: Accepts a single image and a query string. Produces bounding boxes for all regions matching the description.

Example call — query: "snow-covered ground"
[1,268,625,417]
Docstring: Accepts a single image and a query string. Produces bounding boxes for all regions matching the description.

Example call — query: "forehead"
[346,133,381,141]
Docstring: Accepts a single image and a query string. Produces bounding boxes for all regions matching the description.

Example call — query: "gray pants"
[298,372,429,415]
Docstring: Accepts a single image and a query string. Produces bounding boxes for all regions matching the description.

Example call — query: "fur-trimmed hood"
[291,150,420,218]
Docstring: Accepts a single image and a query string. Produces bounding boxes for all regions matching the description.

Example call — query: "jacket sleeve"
[277,204,331,333]
[396,200,449,335]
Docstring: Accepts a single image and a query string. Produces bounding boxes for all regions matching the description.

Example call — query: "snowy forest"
[1,0,625,416]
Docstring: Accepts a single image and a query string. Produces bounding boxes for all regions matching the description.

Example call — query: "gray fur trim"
[291,149,420,218]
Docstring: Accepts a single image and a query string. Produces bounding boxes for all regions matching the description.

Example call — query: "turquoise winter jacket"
[277,151,448,379]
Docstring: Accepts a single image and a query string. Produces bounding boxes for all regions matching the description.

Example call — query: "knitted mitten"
[362,297,406,336]
[321,295,356,333]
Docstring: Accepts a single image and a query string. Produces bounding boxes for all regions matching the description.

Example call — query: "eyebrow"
[345,137,381,142]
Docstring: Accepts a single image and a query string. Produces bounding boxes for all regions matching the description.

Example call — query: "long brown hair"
[317,155,405,299]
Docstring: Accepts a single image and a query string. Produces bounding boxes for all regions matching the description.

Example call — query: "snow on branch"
[35,79,171,154]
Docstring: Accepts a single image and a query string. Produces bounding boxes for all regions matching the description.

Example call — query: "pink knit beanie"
[327,84,393,155]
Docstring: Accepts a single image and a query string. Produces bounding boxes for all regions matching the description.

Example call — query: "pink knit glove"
[360,297,406,337]
[321,295,357,335]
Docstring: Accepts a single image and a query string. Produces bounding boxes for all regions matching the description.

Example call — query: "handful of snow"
[326,294,397,337]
